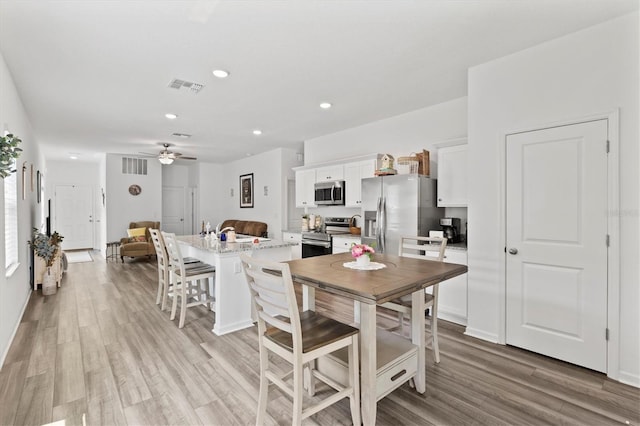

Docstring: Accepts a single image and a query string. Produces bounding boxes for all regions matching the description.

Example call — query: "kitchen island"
[176,235,296,335]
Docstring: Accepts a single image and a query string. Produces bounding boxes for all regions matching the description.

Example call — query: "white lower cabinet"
[332,236,360,254]
[438,249,468,325]
[282,232,302,259]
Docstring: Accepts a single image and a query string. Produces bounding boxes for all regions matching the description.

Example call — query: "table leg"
[360,302,377,426]
[411,289,426,393]
[353,300,360,325]
[302,284,316,395]
[302,285,315,312]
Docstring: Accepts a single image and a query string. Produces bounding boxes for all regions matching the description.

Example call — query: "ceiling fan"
[140,143,197,165]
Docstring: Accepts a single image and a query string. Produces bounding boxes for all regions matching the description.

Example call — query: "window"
[4,159,18,271]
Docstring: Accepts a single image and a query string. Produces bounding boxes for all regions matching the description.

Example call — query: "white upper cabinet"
[315,165,344,182]
[437,144,468,207]
[295,169,317,207]
[344,159,376,207]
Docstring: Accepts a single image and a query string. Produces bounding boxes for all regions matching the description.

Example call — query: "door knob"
[508,248,518,255]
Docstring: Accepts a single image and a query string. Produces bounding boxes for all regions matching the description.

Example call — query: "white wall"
[467,12,639,385]
[304,96,467,165]
[0,51,44,366]
[98,155,107,256]
[196,148,301,238]
[105,154,162,242]
[196,162,225,232]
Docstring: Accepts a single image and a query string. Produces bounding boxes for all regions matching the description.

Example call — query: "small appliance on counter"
[440,217,461,244]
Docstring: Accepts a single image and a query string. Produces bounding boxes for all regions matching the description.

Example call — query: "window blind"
[4,161,18,269]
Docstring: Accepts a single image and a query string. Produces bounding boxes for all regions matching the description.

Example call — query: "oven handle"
[302,240,331,248]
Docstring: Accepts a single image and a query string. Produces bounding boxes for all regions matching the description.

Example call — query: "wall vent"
[168,78,205,94]
[172,132,192,138]
[122,157,148,175]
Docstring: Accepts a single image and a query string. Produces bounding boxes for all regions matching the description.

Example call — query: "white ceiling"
[0,0,637,164]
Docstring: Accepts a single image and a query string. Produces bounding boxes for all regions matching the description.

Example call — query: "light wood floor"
[1,256,638,426]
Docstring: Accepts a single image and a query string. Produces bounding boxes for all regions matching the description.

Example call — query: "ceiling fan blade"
[178,156,198,160]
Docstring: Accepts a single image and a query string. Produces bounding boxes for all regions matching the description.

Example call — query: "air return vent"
[172,132,192,138]
[122,158,148,175]
[168,78,205,94]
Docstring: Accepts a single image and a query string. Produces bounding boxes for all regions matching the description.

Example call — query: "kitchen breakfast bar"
[176,235,296,335]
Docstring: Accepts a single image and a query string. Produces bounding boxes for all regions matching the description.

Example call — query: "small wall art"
[240,173,254,208]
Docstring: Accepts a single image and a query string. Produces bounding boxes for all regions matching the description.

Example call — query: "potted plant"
[0,133,23,178]
[29,229,64,295]
[351,243,375,266]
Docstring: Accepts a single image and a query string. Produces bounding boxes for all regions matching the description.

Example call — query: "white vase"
[356,255,370,267]
[42,267,57,295]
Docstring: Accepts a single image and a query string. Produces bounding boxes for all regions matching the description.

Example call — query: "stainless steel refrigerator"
[361,174,443,255]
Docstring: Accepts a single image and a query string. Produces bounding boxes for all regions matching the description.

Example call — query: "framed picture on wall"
[37,171,42,204]
[240,173,254,208]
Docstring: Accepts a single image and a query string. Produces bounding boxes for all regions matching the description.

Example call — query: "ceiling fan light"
[159,157,174,165]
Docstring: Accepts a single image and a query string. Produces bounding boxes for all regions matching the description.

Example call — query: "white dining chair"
[149,228,202,311]
[380,236,447,363]
[239,253,361,425]
[162,231,216,328]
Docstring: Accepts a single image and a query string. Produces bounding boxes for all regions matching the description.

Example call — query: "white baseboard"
[438,311,467,326]
[617,370,640,389]
[464,327,500,344]
[0,291,31,369]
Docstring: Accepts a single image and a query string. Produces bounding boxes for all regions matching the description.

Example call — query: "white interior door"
[506,119,608,373]
[163,186,185,235]
[55,185,94,250]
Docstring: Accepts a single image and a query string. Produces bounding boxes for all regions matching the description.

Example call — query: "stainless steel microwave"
[314,181,345,205]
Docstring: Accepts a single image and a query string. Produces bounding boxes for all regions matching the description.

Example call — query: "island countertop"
[176,234,298,255]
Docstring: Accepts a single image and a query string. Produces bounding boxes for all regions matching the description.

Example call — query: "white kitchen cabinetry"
[438,249,468,325]
[332,236,360,254]
[282,232,302,259]
[344,160,376,207]
[437,144,468,207]
[315,165,344,182]
[295,169,317,208]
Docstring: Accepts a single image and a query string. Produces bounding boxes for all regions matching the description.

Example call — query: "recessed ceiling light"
[69,155,78,160]
[212,69,230,78]
[165,113,178,120]
[319,102,332,109]
[253,129,262,136]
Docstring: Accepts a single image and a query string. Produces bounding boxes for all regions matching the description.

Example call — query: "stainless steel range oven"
[301,216,351,258]
[301,234,332,258]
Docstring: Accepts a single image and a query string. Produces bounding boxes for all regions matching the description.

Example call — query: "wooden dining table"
[286,252,468,426]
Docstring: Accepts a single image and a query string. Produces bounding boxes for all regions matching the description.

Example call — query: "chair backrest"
[161,231,185,276]
[399,236,447,262]
[149,229,168,268]
[239,253,302,348]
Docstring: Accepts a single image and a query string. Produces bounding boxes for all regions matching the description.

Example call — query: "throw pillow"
[127,227,147,243]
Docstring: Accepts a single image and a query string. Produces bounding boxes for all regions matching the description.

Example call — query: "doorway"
[55,185,94,250]
[163,186,195,235]
[505,119,609,373]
